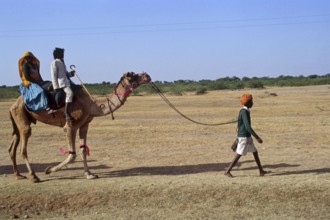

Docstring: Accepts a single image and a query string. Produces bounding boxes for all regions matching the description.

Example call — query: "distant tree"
[231,76,241,81]
[249,81,264,89]
[308,74,319,79]
[234,82,245,90]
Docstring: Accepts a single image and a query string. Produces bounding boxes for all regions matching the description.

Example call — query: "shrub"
[233,82,245,90]
[248,81,264,89]
[195,87,207,95]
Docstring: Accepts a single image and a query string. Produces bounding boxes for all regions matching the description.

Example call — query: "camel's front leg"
[8,130,32,181]
[79,123,98,179]
[8,131,24,179]
[45,125,77,175]
[20,128,41,183]
[10,105,39,182]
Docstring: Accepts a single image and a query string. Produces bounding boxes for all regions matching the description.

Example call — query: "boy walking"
[225,94,271,177]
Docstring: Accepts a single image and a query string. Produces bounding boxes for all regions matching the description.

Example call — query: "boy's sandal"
[224,172,234,178]
[260,170,272,176]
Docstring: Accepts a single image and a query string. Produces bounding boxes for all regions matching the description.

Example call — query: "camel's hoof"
[16,174,27,180]
[30,175,41,183]
[45,166,52,175]
[86,174,99,179]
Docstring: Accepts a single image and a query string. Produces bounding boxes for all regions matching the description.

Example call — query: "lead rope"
[70,65,95,102]
[150,82,237,126]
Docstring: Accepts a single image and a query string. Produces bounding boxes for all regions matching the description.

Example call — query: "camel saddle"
[41,81,82,110]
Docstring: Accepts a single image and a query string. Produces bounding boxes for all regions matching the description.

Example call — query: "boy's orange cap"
[240,94,253,105]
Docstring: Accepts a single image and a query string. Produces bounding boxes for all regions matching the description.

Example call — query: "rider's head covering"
[53,47,65,59]
[18,51,40,87]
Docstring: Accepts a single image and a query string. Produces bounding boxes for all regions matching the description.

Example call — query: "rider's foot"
[46,108,57,114]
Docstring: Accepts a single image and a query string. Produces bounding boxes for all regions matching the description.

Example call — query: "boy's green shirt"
[237,107,260,139]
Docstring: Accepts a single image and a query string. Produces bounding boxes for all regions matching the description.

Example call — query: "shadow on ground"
[99,161,306,177]
[2,160,328,181]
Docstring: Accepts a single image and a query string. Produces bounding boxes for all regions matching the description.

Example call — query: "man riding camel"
[50,48,76,122]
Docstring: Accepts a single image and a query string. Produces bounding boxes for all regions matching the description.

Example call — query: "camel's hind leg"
[9,102,40,183]
[45,125,78,174]
[79,123,98,179]
[8,117,25,180]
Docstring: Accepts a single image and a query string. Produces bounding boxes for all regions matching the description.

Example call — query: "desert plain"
[0,85,329,219]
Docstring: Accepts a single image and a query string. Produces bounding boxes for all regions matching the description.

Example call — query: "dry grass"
[0,85,330,219]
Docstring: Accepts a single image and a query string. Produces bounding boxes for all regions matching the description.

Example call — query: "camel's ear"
[123,72,137,82]
[123,72,135,78]
[122,72,129,80]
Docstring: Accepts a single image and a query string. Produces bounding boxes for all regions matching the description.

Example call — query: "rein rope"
[106,78,133,120]
[150,82,238,126]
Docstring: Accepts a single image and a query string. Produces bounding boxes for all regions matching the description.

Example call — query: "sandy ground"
[0,85,329,219]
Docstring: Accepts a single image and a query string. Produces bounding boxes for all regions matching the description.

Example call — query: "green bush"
[195,87,207,95]
[0,86,20,100]
[248,81,264,89]
[168,86,184,96]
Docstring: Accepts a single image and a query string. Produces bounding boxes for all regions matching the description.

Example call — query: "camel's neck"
[91,80,135,117]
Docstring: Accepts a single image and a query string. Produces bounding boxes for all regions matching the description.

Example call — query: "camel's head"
[121,72,151,88]
[114,72,152,99]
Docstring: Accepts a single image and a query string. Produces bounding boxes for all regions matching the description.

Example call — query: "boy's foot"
[260,170,272,176]
[224,172,234,178]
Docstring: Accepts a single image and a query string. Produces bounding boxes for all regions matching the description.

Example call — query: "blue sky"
[1,0,330,86]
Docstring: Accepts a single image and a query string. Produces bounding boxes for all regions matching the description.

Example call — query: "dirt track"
[1,85,330,219]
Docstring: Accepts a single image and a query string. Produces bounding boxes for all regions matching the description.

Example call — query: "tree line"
[1,73,330,100]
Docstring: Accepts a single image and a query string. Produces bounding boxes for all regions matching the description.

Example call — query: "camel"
[8,72,151,182]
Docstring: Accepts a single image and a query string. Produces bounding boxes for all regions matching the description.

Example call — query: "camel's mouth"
[142,73,152,83]
[135,72,151,84]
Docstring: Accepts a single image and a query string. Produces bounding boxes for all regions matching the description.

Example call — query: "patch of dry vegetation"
[0,85,329,219]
